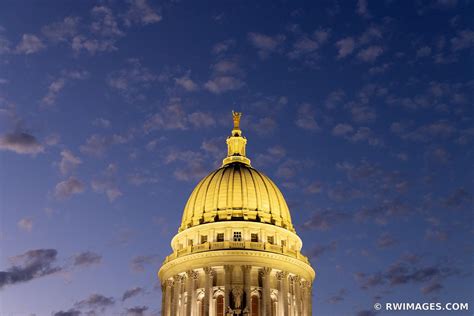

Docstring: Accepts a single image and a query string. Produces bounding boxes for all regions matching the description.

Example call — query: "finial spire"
[222,111,251,166]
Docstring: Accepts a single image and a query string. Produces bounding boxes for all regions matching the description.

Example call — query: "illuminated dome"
[159,112,315,316]
[180,163,294,232]
[179,111,294,233]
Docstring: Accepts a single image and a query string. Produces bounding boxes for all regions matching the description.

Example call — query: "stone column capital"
[166,279,174,287]
[241,265,252,272]
[276,271,289,280]
[224,264,234,272]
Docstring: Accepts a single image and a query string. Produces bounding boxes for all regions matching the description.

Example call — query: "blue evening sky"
[0,0,473,315]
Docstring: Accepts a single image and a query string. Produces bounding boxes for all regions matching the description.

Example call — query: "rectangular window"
[188,240,193,246]
[267,236,274,244]
[233,231,242,241]
[216,233,224,242]
[200,235,208,244]
[251,233,259,242]
[281,240,286,247]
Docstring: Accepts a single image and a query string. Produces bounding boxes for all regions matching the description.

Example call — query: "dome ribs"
[181,163,294,231]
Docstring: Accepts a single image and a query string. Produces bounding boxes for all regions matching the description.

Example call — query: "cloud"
[302,209,351,231]
[357,45,383,62]
[122,287,144,301]
[74,293,115,311]
[443,187,471,208]
[125,306,149,316]
[175,72,199,91]
[41,70,88,108]
[335,37,355,58]
[107,59,156,101]
[59,150,82,175]
[356,0,370,18]
[288,29,330,60]
[204,76,244,94]
[450,29,474,51]
[392,121,456,142]
[15,34,45,54]
[130,255,160,272]
[204,59,245,94]
[90,6,124,38]
[356,311,377,316]
[17,218,33,232]
[91,178,122,202]
[327,289,347,304]
[355,255,459,291]
[376,232,397,249]
[42,16,80,42]
[144,102,215,132]
[248,32,285,58]
[53,309,81,316]
[308,240,338,258]
[295,103,319,131]
[73,251,102,267]
[332,123,354,136]
[416,46,432,58]
[54,177,85,199]
[325,89,346,108]
[92,118,111,128]
[124,0,162,26]
[212,39,235,54]
[0,249,61,288]
[71,35,117,54]
[0,131,44,155]
[421,282,443,294]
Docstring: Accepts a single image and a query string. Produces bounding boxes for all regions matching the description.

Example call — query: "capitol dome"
[180,163,295,233]
[158,111,315,316]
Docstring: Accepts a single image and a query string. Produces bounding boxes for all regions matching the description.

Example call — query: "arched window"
[216,295,224,316]
[251,295,259,316]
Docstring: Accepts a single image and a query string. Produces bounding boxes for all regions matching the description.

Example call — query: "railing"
[164,241,310,265]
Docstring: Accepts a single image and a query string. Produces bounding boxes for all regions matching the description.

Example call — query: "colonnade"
[162,266,312,316]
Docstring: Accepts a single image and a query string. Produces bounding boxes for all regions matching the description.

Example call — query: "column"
[224,265,234,309]
[190,270,199,315]
[241,265,252,311]
[308,283,313,316]
[171,275,182,316]
[301,281,310,316]
[185,270,196,316]
[180,276,186,316]
[260,267,272,316]
[276,271,289,316]
[294,276,302,316]
[164,279,173,316]
[203,267,214,316]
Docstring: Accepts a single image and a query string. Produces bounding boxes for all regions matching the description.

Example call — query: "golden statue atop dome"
[232,110,242,130]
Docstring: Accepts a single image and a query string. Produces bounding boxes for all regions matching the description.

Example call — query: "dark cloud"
[125,306,149,316]
[376,233,397,249]
[302,209,351,231]
[443,187,472,208]
[122,287,144,301]
[73,251,102,266]
[53,309,82,316]
[355,255,460,292]
[0,131,44,155]
[308,241,338,258]
[327,288,347,304]
[130,255,160,272]
[421,282,443,294]
[356,310,377,316]
[0,249,61,288]
[74,293,115,311]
